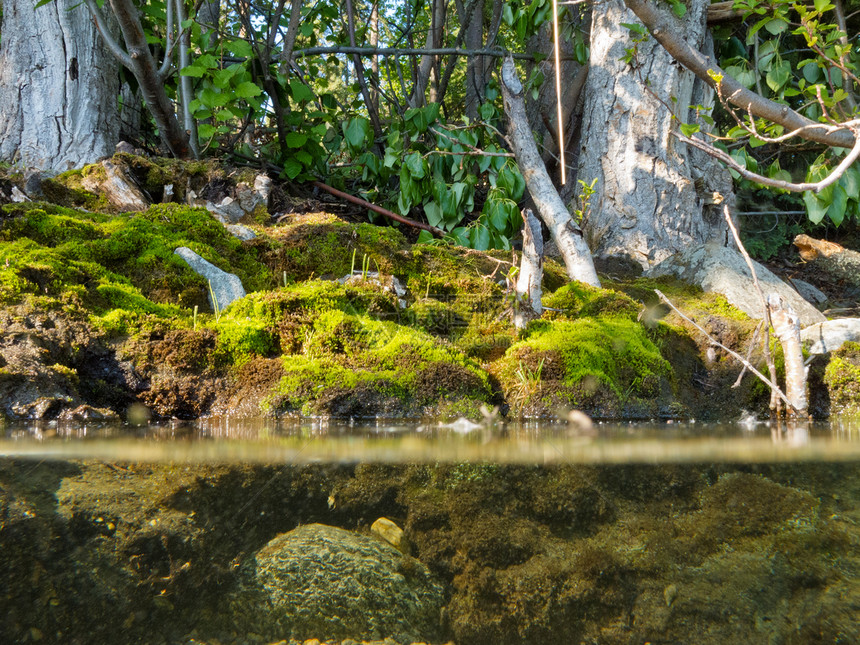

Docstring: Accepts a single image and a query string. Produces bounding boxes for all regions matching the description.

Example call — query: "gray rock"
[789,278,828,305]
[203,174,272,223]
[231,523,444,644]
[205,196,246,223]
[646,243,826,327]
[174,246,246,312]
[10,186,30,202]
[801,318,860,355]
[225,223,257,241]
[24,171,45,198]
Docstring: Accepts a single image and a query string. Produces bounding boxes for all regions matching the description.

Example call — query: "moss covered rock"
[824,341,860,414]
[231,523,445,643]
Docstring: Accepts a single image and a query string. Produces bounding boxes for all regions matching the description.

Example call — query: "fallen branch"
[311,181,445,237]
[499,57,600,286]
[514,208,544,329]
[722,202,782,413]
[655,289,798,413]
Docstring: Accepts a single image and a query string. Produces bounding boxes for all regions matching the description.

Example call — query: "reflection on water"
[2,417,859,644]
[2,415,860,463]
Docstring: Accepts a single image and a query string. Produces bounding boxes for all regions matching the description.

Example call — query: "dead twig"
[311,180,445,237]
[655,289,798,413]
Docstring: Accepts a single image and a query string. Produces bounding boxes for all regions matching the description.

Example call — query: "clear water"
[2,418,859,644]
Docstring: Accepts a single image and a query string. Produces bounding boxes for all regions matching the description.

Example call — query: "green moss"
[495,317,671,416]
[212,317,275,366]
[269,312,492,414]
[824,342,860,414]
[267,213,407,280]
[543,282,641,320]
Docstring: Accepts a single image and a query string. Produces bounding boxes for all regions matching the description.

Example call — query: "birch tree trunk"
[0,0,120,171]
[576,0,731,269]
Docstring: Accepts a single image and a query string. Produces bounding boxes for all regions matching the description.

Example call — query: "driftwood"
[499,57,600,287]
[514,208,543,329]
[794,234,860,289]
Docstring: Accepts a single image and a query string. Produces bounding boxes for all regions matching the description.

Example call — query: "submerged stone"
[232,523,444,644]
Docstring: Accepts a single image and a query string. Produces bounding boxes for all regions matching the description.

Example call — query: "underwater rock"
[801,318,860,355]
[174,246,246,312]
[646,242,826,326]
[231,523,444,644]
[371,517,407,552]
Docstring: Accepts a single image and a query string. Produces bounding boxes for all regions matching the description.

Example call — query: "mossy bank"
[0,155,839,422]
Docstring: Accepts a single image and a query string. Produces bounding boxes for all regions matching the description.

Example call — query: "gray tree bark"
[575,0,731,269]
[0,0,121,171]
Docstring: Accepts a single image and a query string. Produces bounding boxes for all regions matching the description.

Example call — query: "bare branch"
[623,0,856,148]
[84,0,133,69]
[674,123,860,193]
[290,46,539,61]
[655,289,797,412]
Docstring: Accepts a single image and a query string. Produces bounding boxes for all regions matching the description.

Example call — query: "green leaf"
[234,81,262,98]
[282,158,303,179]
[766,60,791,92]
[764,18,788,35]
[290,79,315,103]
[285,132,308,148]
[470,224,491,251]
[424,201,444,228]
[416,230,435,245]
[671,0,686,18]
[841,166,860,200]
[620,22,648,36]
[828,184,848,225]
[227,39,253,59]
[803,190,828,224]
[449,227,470,247]
[180,66,206,78]
[813,0,833,12]
[502,3,515,27]
[197,123,217,140]
[404,152,426,179]
[343,117,371,150]
[480,102,495,120]
[196,54,218,69]
[679,123,700,137]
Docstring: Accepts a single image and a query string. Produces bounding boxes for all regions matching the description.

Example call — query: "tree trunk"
[0,0,120,171]
[576,0,730,269]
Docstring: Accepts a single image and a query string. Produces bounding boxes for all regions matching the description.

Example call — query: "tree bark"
[500,58,600,287]
[99,0,190,158]
[767,294,807,417]
[576,0,730,269]
[514,208,544,329]
[0,0,121,171]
